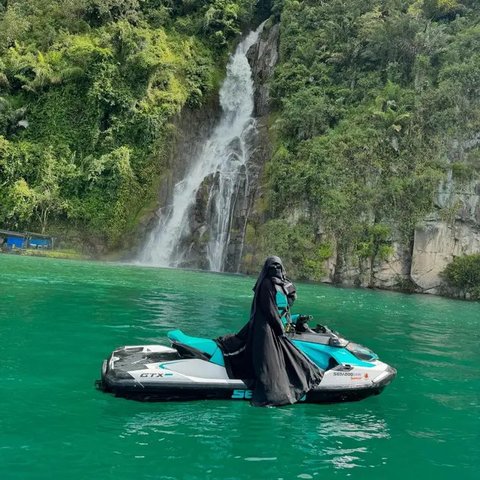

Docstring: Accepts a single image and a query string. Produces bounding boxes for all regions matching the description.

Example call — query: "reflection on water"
[317,413,389,441]
[118,406,390,474]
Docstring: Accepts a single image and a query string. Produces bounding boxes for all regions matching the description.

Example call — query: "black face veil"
[250,256,286,319]
[253,256,285,288]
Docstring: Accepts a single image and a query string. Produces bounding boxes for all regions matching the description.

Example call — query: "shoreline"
[1,251,476,302]
[0,249,89,261]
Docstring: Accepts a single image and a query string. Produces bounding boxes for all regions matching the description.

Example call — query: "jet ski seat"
[168,330,225,366]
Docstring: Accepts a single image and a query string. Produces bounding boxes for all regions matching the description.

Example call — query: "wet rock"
[248,23,280,117]
[132,96,222,259]
[235,22,281,273]
[411,220,480,293]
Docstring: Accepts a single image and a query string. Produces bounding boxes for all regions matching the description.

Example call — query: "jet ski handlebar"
[287,316,349,347]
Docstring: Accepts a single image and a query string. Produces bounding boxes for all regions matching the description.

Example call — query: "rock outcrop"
[315,173,480,295]
[410,177,480,293]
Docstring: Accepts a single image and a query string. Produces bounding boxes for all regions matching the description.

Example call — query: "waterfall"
[138,25,263,271]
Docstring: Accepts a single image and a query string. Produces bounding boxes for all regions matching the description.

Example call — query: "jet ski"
[97,320,396,403]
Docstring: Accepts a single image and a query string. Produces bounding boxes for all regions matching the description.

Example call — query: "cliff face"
[235,21,480,294]
[300,167,480,295]
[410,176,480,293]
[239,4,480,297]
[135,14,478,297]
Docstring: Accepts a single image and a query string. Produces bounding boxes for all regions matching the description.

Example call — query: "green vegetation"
[22,248,87,260]
[256,0,480,278]
[244,218,333,280]
[442,254,480,299]
[0,0,258,252]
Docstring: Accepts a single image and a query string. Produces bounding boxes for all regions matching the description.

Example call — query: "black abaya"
[216,257,323,406]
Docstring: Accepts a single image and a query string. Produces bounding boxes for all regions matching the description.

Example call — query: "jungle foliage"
[0,0,258,250]
[262,0,480,277]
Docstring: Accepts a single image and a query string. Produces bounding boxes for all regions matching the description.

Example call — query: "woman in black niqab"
[216,256,323,406]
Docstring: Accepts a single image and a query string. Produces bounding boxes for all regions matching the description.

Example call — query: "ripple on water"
[317,413,390,441]
[244,457,277,462]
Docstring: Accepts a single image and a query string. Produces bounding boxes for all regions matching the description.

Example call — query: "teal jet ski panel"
[168,330,225,366]
[276,291,288,309]
[167,330,375,372]
[291,341,332,370]
[292,340,375,369]
[276,291,289,326]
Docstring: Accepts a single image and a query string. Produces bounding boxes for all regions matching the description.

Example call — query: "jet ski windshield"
[346,342,379,362]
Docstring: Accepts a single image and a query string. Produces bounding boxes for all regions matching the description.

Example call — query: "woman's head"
[264,256,284,280]
[252,256,287,293]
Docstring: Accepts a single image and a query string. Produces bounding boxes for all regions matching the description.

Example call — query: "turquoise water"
[0,254,479,479]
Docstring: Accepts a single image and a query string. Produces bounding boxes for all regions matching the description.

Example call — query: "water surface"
[0,255,478,479]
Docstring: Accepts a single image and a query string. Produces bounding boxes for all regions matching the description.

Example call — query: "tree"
[30,148,72,234]
[1,178,35,229]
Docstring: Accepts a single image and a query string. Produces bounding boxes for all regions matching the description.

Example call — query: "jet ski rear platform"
[97,328,396,403]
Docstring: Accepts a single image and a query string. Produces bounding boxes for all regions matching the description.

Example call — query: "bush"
[442,254,480,299]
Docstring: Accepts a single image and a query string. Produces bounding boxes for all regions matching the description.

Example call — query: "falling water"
[139,25,263,271]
